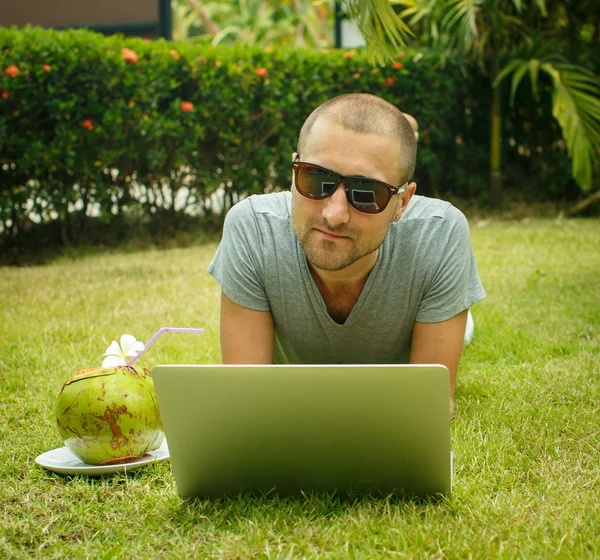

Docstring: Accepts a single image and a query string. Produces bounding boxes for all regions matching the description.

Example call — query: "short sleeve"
[207,199,271,311]
[415,209,486,323]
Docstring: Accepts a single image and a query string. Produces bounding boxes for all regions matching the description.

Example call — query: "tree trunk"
[489,58,503,208]
[565,190,600,216]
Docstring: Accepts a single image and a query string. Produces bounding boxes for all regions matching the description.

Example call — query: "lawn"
[1,217,599,558]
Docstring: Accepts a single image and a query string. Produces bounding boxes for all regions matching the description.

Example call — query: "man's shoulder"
[229,191,291,221]
[402,195,468,228]
[404,195,454,219]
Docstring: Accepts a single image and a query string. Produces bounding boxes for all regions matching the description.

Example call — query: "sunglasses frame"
[292,161,407,214]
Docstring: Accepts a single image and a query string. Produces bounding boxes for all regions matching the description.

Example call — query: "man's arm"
[220,292,275,364]
[410,309,468,416]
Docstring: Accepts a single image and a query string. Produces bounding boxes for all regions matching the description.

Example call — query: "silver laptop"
[152,364,452,498]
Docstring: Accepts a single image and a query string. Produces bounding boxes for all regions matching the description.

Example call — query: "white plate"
[35,439,170,475]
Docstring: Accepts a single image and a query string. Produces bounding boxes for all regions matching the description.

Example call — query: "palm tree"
[172,0,332,48]
[343,0,600,208]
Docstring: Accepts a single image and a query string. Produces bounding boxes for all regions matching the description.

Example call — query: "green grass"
[1,218,599,559]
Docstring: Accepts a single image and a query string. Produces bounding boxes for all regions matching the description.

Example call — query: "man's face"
[291,119,415,272]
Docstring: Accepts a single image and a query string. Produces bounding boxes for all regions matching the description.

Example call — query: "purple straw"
[127,327,204,365]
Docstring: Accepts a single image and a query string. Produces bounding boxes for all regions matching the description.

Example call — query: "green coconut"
[55,366,165,465]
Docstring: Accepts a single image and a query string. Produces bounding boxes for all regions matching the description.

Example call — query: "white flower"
[102,334,145,368]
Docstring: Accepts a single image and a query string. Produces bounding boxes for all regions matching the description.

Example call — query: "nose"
[322,183,350,227]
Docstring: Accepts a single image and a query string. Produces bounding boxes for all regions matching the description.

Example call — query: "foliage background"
[0,26,588,258]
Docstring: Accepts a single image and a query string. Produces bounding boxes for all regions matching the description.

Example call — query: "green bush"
[0,26,579,254]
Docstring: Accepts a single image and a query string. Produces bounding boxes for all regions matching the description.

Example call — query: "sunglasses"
[292,161,407,214]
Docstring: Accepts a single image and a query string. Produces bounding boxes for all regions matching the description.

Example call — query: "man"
[208,93,485,414]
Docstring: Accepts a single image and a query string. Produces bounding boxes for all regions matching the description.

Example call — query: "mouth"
[314,228,351,241]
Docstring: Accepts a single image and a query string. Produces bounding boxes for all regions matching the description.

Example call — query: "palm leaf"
[342,0,413,65]
[542,63,600,191]
[511,0,523,12]
[441,0,480,52]
[211,25,242,45]
[494,57,542,105]
[497,55,600,190]
[528,58,541,100]
[508,62,530,106]
[494,37,567,103]
[511,0,547,15]
[395,0,437,25]
[533,0,547,17]
[496,10,529,33]
[414,0,483,62]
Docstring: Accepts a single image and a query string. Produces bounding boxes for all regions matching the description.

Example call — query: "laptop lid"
[152,364,451,498]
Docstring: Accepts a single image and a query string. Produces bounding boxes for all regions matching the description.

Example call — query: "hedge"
[0,26,579,252]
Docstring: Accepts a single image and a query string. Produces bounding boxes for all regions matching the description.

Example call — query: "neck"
[308,248,379,290]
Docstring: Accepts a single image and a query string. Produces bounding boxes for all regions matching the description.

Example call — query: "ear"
[393,182,417,221]
[291,153,298,189]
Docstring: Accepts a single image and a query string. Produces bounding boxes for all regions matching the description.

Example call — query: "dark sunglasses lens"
[297,166,338,199]
[346,179,390,213]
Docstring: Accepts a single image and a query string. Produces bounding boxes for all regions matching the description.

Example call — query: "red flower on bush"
[181,101,194,113]
[82,120,94,131]
[1,91,8,99]
[255,68,268,77]
[344,50,357,59]
[122,48,139,64]
[393,61,403,70]
[5,65,19,78]
[264,45,273,52]
[42,64,51,72]
[169,49,180,59]
[385,77,395,86]
[214,60,221,67]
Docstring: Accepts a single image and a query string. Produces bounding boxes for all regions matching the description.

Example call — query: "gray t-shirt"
[208,192,486,364]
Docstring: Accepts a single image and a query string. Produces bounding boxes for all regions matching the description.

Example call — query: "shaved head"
[298,93,417,179]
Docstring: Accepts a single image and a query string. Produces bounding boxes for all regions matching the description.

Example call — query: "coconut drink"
[56,365,165,465]
[54,330,203,466]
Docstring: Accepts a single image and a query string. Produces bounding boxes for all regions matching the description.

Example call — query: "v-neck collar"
[296,237,385,328]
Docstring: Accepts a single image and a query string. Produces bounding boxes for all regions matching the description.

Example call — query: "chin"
[304,242,359,271]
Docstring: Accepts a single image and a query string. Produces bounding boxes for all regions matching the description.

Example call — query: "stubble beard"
[291,215,388,272]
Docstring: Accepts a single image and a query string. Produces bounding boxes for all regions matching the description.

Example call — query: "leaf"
[493,58,523,88]
[543,63,600,191]
[509,62,530,106]
[398,0,438,26]
[534,0,547,17]
[437,0,482,58]
[494,57,541,106]
[343,0,413,65]
[528,58,540,100]
[211,25,242,46]
[512,0,547,16]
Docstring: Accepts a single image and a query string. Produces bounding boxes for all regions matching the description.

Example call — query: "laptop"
[152,364,452,498]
